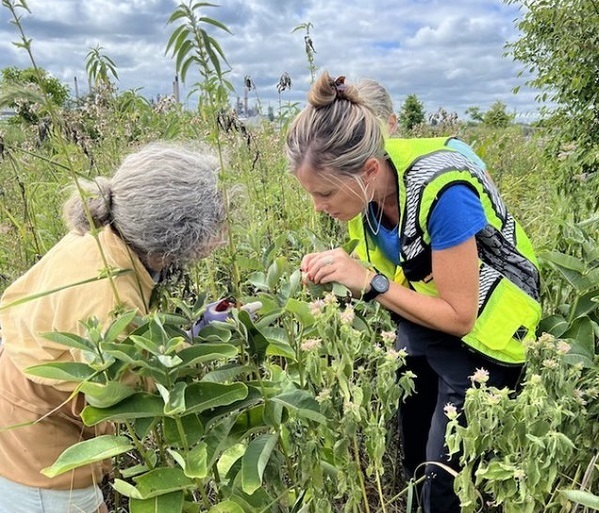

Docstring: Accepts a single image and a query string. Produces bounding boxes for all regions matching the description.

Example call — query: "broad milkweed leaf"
[81,393,164,425]
[25,362,97,383]
[40,331,95,352]
[104,309,138,342]
[560,490,599,509]
[271,389,326,424]
[41,435,133,477]
[208,501,245,513]
[130,491,184,513]
[80,380,136,408]
[240,433,278,495]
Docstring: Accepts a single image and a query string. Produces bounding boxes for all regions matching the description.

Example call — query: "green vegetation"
[0,0,597,512]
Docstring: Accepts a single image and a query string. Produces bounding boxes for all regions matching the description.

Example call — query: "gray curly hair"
[63,142,226,265]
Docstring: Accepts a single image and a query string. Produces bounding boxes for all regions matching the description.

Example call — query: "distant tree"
[482,101,514,128]
[465,106,484,123]
[0,66,69,123]
[504,0,599,177]
[399,94,425,131]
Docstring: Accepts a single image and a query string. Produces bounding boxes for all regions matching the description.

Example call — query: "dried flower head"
[339,304,355,325]
[443,402,458,420]
[381,330,396,344]
[470,368,490,384]
[300,338,322,351]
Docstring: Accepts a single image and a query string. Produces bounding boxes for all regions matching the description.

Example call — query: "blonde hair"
[63,142,226,265]
[355,78,395,123]
[285,71,385,177]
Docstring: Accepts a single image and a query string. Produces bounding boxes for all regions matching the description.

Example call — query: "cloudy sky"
[0,0,543,121]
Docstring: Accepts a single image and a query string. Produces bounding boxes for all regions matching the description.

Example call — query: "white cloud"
[0,0,544,119]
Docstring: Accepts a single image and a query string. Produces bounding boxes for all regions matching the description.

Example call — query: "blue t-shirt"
[369,185,486,263]
[428,185,487,250]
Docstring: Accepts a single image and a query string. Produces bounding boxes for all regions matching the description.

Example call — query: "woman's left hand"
[300,248,372,297]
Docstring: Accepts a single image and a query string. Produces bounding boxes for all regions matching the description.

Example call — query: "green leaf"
[285,298,314,327]
[271,389,326,424]
[41,435,133,478]
[163,414,204,447]
[81,393,164,426]
[202,363,253,383]
[572,289,599,319]
[130,491,184,513]
[241,433,278,494]
[104,310,138,342]
[176,343,238,366]
[538,314,569,338]
[200,385,263,429]
[185,382,249,415]
[113,478,144,499]
[216,443,246,481]
[208,501,245,513]
[168,442,208,479]
[198,16,233,35]
[100,341,145,366]
[130,335,162,356]
[133,467,195,499]
[157,381,187,416]
[80,380,136,408]
[239,312,270,364]
[40,331,95,352]
[25,362,97,383]
[246,271,269,291]
[563,316,596,367]
[561,489,599,509]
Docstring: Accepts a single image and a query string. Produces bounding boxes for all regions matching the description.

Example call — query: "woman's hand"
[300,248,372,298]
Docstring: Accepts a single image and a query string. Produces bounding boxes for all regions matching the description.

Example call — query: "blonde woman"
[286,72,540,513]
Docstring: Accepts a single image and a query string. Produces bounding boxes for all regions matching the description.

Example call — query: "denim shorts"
[0,475,103,513]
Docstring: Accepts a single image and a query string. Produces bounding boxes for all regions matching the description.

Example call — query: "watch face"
[371,273,389,294]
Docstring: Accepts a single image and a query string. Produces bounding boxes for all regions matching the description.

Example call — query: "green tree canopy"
[399,93,425,131]
[505,0,599,175]
[0,66,69,123]
[483,101,514,128]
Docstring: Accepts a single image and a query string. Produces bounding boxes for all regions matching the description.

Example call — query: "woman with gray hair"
[0,142,226,513]
[355,78,398,136]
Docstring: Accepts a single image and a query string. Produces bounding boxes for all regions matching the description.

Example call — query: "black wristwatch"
[363,273,390,302]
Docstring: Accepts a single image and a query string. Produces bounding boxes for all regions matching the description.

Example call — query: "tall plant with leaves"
[166,1,232,117]
[446,333,599,513]
[292,22,317,84]
[165,1,243,301]
[86,45,119,92]
[537,215,599,363]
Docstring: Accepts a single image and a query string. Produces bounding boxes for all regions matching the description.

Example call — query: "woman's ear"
[388,114,398,135]
[363,158,380,183]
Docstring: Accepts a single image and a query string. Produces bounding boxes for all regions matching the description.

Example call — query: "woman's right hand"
[301,248,372,298]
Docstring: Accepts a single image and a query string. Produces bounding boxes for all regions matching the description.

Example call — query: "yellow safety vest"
[348,137,541,364]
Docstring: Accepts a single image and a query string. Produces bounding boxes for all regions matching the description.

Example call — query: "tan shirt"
[0,227,154,489]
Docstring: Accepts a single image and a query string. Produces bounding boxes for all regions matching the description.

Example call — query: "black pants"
[397,320,522,513]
